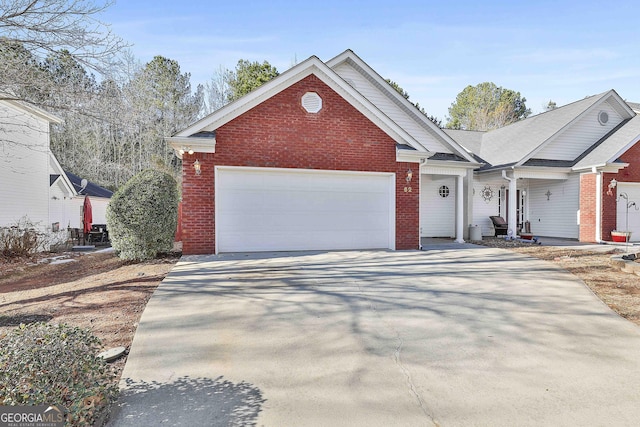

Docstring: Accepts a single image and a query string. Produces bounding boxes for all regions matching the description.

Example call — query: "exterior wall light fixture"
[179,146,194,156]
[406,168,413,183]
[193,159,201,176]
[608,178,618,196]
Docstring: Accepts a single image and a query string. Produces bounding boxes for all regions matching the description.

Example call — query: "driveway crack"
[354,280,440,426]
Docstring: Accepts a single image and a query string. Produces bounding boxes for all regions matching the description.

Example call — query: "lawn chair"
[489,216,508,236]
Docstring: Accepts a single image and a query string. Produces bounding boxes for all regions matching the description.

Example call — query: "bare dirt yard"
[0,250,178,380]
[1,241,639,383]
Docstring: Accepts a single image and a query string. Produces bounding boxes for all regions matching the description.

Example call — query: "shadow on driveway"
[107,376,265,426]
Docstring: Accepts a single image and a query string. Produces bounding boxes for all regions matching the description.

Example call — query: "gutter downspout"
[502,170,517,237]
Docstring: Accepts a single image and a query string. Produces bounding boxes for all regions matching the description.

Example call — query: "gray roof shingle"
[476,92,610,167]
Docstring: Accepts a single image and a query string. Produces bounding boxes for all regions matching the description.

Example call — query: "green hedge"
[107,169,179,261]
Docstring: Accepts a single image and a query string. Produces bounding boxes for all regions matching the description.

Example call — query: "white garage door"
[216,167,395,252]
[616,183,640,242]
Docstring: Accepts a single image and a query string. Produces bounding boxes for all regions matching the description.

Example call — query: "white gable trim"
[49,153,75,196]
[2,99,62,124]
[172,56,426,155]
[512,167,571,180]
[326,50,478,164]
[607,133,640,164]
[421,162,468,177]
[572,162,629,173]
[516,90,634,166]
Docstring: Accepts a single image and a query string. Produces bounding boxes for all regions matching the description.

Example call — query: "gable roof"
[169,50,478,167]
[65,170,113,198]
[170,54,428,156]
[326,50,478,164]
[458,90,635,170]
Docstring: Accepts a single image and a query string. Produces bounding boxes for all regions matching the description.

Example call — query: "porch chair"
[489,216,508,236]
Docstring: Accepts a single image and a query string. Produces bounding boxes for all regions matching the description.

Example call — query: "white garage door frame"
[616,183,640,242]
[214,166,396,253]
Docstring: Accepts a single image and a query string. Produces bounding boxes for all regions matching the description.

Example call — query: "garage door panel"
[216,168,394,252]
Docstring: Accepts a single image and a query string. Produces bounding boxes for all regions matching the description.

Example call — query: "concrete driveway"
[108,245,640,426]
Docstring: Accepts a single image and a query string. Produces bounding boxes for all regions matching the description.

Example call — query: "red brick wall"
[395,162,420,250]
[181,153,215,254]
[579,173,597,242]
[181,74,419,254]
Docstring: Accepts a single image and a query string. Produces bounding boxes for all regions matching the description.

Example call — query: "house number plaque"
[404,186,412,193]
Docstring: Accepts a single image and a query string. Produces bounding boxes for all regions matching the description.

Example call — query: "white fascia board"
[49,152,76,196]
[608,90,636,118]
[167,136,216,159]
[572,162,629,173]
[512,166,571,180]
[313,69,425,150]
[607,132,640,164]
[396,149,433,163]
[174,56,324,137]
[327,50,477,163]
[3,99,62,124]
[421,161,469,177]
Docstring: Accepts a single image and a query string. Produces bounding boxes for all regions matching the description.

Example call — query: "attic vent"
[302,92,322,113]
[598,110,609,126]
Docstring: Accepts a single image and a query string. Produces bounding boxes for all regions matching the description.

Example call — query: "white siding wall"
[0,102,51,228]
[49,181,71,230]
[332,63,453,154]
[528,175,580,239]
[536,101,623,160]
[471,178,504,236]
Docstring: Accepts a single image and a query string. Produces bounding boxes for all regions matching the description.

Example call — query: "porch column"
[508,177,517,236]
[595,171,602,242]
[455,174,464,243]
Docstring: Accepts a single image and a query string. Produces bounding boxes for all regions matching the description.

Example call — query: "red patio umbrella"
[83,196,93,244]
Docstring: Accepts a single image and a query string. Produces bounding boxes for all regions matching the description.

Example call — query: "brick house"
[447,91,640,243]
[168,51,478,254]
[170,51,640,254]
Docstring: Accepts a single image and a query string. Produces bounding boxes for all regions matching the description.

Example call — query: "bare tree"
[203,65,232,115]
[0,0,126,104]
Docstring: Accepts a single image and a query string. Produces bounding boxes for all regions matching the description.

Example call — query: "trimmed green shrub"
[0,323,118,426]
[106,169,179,261]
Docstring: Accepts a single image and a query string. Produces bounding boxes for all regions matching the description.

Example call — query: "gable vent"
[302,92,322,113]
[598,110,609,125]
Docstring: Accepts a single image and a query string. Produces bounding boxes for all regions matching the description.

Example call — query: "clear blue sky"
[103,0,640,121]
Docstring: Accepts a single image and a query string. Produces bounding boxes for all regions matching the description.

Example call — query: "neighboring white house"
[57,169,113,229]
[1,99,112,243]
[0,99,62,230]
